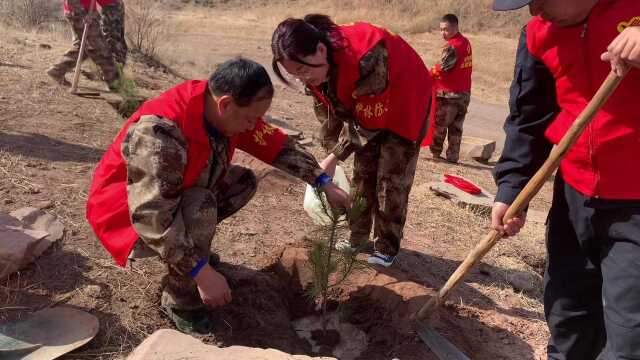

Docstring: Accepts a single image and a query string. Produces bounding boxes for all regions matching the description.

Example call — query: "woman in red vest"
[271,14,435,268]
[492,0,640,358]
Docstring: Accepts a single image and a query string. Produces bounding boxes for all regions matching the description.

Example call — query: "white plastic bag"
[303,165,350,225]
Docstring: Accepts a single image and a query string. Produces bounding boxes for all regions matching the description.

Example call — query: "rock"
[264,115,294,130]
[0,215,50,279]
[126,329,335,360]
[503,270,542,293]
[264,115,304,138]
[10,207,64,242]
[459,136,496,162]
[0,208,65,278]
[279,247,314,289]
[34,200,54,210]
[428,176,494,217]
[83,285,102,298]
[293,313,367,359]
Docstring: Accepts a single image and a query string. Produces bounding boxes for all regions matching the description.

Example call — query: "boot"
[46,67,71,87]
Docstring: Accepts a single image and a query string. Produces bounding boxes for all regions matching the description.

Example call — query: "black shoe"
[162,305,214,336]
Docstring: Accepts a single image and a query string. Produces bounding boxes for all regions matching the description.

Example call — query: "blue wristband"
[187,257,209,279]
[314,173,333,188]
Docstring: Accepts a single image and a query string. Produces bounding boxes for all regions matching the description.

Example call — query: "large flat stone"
[0,208,64,279]
[428,176,494,217]
[126,329,335,360]
[459,136,496,162]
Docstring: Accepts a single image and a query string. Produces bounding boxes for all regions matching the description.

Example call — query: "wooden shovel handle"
[70,0,97,94]
[415,71,624,321]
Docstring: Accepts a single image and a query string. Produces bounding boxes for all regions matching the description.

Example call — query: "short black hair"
[208,57,274,107]
[441,14,459,26]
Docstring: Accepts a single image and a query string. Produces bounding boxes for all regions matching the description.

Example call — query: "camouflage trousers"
[349,132,420,257]
[100,1,128,66]
[49,0,117,84]
[152,166,257,311]
[429,93,471,163]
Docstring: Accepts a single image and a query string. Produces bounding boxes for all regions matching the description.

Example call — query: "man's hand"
[322,182,350,210]
[491,202,527,237]
[193,264,232,308]
[319,153,339,177]
[601,26,640,76]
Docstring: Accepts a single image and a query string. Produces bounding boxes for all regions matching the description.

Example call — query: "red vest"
[527,0,640,200]
[433,33,473,93]
[86,80,287,266]
[310,22,435,146]
[63,0,116,14]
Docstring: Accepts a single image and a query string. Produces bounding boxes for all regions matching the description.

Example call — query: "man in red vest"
[430,14,473,164]
[491,0,640,358]
[47,0,122,88]
[86,58,349,335]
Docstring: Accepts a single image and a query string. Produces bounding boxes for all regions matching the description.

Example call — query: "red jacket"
[63,0,116,14]
[311,22,435,146]
[86,81,288,266]
[527,0,640,200]
[433,33,473,93]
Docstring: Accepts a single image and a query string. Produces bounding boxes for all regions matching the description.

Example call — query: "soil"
[0,6,554,359]
[311,329,341,353]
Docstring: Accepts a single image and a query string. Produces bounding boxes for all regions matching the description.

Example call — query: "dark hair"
[271,14,341,85]
[208,57,274,107]
[441,14,459,26]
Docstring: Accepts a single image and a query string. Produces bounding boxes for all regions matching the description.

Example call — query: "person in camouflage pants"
[100,0,128,67]
[429,14,473,164]
[304,42,426,263]
[47,0,119,88]
[87,59,349,335]
[430,93,471,163]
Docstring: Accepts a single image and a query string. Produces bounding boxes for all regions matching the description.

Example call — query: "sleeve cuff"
[495,186,522,205]
[314,173,333,188]
[187,257,209,279]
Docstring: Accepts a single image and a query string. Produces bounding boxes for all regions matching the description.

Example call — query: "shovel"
[70,0,100,97]
[413,70,625,356]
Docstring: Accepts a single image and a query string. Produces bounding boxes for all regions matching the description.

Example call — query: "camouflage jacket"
[309,42,390,161]
[437,42,470,99]
[122,115,323,275]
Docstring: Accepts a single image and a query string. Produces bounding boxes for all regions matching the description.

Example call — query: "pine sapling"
[307,188,367,332]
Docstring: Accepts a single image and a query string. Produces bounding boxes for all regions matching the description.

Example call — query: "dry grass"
[322,0,530,36]
[0,0,62,28]
[154,2,522,104]
[126,0,166,58]
[163,0,530,36]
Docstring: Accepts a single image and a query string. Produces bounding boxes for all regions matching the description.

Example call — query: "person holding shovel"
[47,0,120,89]
[491,0,640,358]
[86,58,349,335]
[271,14,435,268]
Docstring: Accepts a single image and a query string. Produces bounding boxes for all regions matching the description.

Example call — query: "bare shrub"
[126,0,164,58]
[0,0,61,28]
